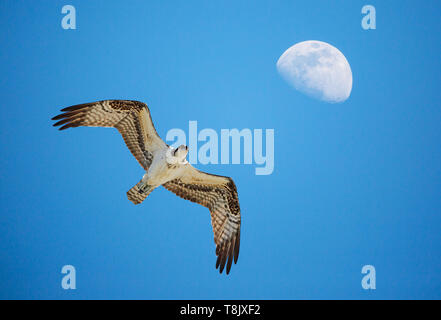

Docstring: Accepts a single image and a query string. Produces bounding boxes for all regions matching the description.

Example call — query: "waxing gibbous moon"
[277,40,353,103]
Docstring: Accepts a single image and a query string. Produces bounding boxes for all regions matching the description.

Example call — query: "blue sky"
[0,0,440,299]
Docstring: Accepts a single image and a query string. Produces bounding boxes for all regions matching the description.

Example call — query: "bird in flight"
[52,100,241,274]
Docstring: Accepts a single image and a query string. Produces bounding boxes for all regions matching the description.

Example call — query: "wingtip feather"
[61,103,91,112]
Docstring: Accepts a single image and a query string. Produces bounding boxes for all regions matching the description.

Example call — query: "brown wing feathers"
[163,174,241,274]
[52,100,160,170]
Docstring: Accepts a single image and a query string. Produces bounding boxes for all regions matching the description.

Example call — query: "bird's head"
[173,144,189,162]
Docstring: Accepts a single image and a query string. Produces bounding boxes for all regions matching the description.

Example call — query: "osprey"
[52,100,241,274]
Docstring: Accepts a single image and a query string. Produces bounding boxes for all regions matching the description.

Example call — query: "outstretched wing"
[52,100,166,170]
[163,165,241,275]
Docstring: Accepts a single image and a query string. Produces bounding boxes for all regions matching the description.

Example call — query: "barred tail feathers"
[127,180,155,205]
